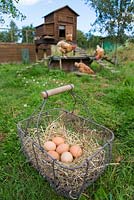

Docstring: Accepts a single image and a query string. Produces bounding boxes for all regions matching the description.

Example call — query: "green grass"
[0,62,134,200]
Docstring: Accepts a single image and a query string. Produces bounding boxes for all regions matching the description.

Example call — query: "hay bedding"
[21,112,106,196]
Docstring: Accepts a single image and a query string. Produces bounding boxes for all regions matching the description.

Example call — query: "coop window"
[59,25,65,37]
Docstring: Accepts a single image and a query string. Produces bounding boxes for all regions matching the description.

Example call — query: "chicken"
[74,62,95,74]
[66,33,73,42]
[95,45,104,60]
[57,40,76,57]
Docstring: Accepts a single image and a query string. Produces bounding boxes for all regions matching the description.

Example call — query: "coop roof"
[43,5,79,18]
[35,23,44,28]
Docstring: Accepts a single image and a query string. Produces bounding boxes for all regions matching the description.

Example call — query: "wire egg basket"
[17,84,114,199]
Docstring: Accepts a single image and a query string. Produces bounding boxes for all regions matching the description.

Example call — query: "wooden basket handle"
[41,84,74,98]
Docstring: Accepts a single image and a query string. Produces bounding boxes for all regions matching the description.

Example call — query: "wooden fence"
[0,43,43,63]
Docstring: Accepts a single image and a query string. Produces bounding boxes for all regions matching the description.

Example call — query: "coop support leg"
[59,58,62,69]
[35,46,39,62]
[43,49,48,66]
[43,49,47,59]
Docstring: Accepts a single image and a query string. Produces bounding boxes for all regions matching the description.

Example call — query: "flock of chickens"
[57,34,104,75]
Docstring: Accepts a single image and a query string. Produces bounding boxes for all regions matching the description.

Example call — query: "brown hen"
[57,40,76,57]
[75,62,95,75]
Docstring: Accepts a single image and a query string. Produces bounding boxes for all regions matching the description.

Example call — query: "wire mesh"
[17,90,114,199]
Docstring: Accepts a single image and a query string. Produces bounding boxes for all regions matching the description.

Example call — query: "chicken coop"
[35,5,79,59]
[34,5,94,71]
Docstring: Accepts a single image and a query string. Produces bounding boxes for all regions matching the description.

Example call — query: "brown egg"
[70,145,83,158]
[44,141,56,151]
[48,151,60,160]
[61,152,73,163]
[52,136,65,146]
[56,143,69,155]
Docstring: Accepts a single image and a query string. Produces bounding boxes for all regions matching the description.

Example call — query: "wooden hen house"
[35,5,79,60]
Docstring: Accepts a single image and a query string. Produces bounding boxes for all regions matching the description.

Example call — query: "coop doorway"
[59,25,65,38]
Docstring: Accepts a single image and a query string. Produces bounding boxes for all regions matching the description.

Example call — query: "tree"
[77,30,88,48]
[0,31,9,42]
[0,21,20,42]
[21,24,35,43]
[7,20,20,42]
[0,0,25,24]
[83,0,134,41]
[86,34,101,48]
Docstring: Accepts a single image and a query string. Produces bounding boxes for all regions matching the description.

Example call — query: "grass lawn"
[0,61,134,200]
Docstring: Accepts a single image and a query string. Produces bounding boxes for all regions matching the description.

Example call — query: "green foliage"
[0,21,35,43]
[21,24,35,43]
[76,30,102,49]
[77,30,89,49]
[0,62,134,200]
[0,31,9,42]
[8,20,20,42]
[87,34,101,48]
[0,0,26,24]
[0,20,20,42]
[83,0,134,39]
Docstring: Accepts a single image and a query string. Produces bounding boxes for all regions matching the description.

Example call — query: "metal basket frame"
[17,85,114,199]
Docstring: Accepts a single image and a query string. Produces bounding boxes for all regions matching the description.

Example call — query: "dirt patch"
[0,133,6,142]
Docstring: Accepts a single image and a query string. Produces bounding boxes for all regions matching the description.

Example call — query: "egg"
[48,150,60,160]
[52,136,65,146]
[61,152,73,163]
[70,145,83,158]
[44,141,56,151]
[56,143,69,154]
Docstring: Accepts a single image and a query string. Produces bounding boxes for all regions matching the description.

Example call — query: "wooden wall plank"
[0,43,40,63]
